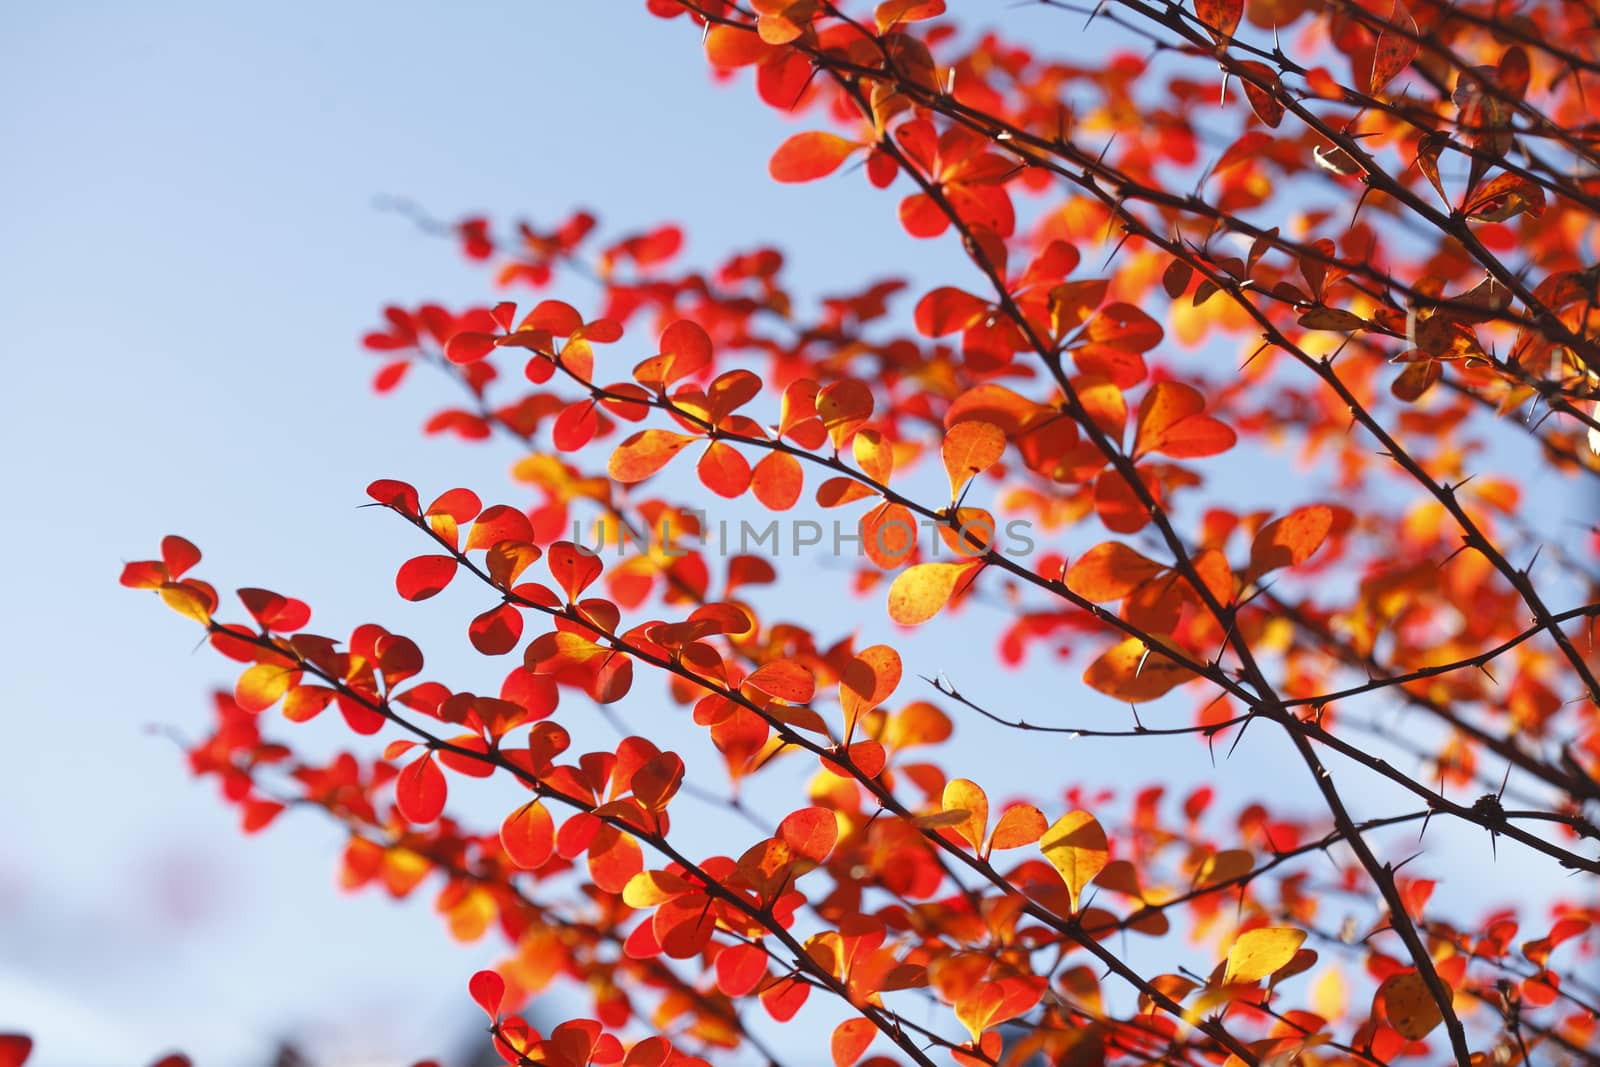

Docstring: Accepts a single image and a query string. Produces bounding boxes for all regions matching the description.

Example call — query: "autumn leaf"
[396,555,459,601]
[1132,381,1235,459]
[942,777,989,851]
[1223,927,1307,984]
[501,801,556,869]
[1378,971,1446,1038]
[1040,810,1109,912]
[0,1035,32,1067]
[1066,541,1166,602]
[941,420,1005,497]
[1248,505,1335,579]
[1195,0,1242,41]
[396,753,447,823]
[609,429,696,483]
[770,131,861,183]
[1082,637,1194,702]
[887,560,980,625]
[1370,1,1418,94]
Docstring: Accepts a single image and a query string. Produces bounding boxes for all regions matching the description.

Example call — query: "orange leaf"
[770,131,860,183]
[861,501,918,569]
[751,450,804,510]
[915,286,989,337]
[817,380,874,449]
[745,659,817,703]
[989,803,1048,851]
[840,644,902,733]
[875,0,945,32]
[1248,505,1334,578]
[778,806,838,864]
[235,663,297,713]
[955,976,1045,1042]
[158,582,213,624]
[1133,381,1235,459]
[831,1018,875,1067]
[1066,542,1166,602]
[697,441,752,498]
[1370,1,1418,94]
[1082,637,1194,703]
[887,561,979,625]
[941,420,1005,497]
[1379,972,1446,1038]
[609,429,696,483]
[1040,810,1109,912]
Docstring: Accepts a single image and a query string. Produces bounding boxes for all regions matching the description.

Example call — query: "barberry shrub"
[90,1,1600,1066]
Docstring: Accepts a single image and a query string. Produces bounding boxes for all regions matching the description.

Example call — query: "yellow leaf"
[941,778,988,851]
[1040,810,1109,912]
[1223,927,1306,984]
[158,582,211,624]
[887,561,979,625]
[1311,967,1347,1021]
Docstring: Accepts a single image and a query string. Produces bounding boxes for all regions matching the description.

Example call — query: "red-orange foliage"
[80,1,1600,1066]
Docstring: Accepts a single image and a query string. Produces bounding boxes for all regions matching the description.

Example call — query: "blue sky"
[1,4,1586,1066]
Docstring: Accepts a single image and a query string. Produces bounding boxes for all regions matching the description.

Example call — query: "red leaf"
[445,331,499,364]
[762,977,810,1021]
[161,535,202,579]
[714,942,769,998]
[396,555,460,601]
[367,478,421,516]
[501,801,556,869]
[0,1035,33,1067]
[396,753,447,823]
[469,602,525,655]
[469,969,506,1019]
[547,541,604,601]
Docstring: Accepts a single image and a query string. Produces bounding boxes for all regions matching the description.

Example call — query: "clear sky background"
[1,4,1584,1066]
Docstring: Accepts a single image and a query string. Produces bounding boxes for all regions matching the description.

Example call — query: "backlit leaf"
[770,131,860,183]
[1224,927,1307,984]
[941,420,1005,497]
[1370,1,1418,94]
[1040,810,1109,912]
[887,561,979,625]
[396,753,447,824]
[1379,972,1446,1039]
[609,429,696,483]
